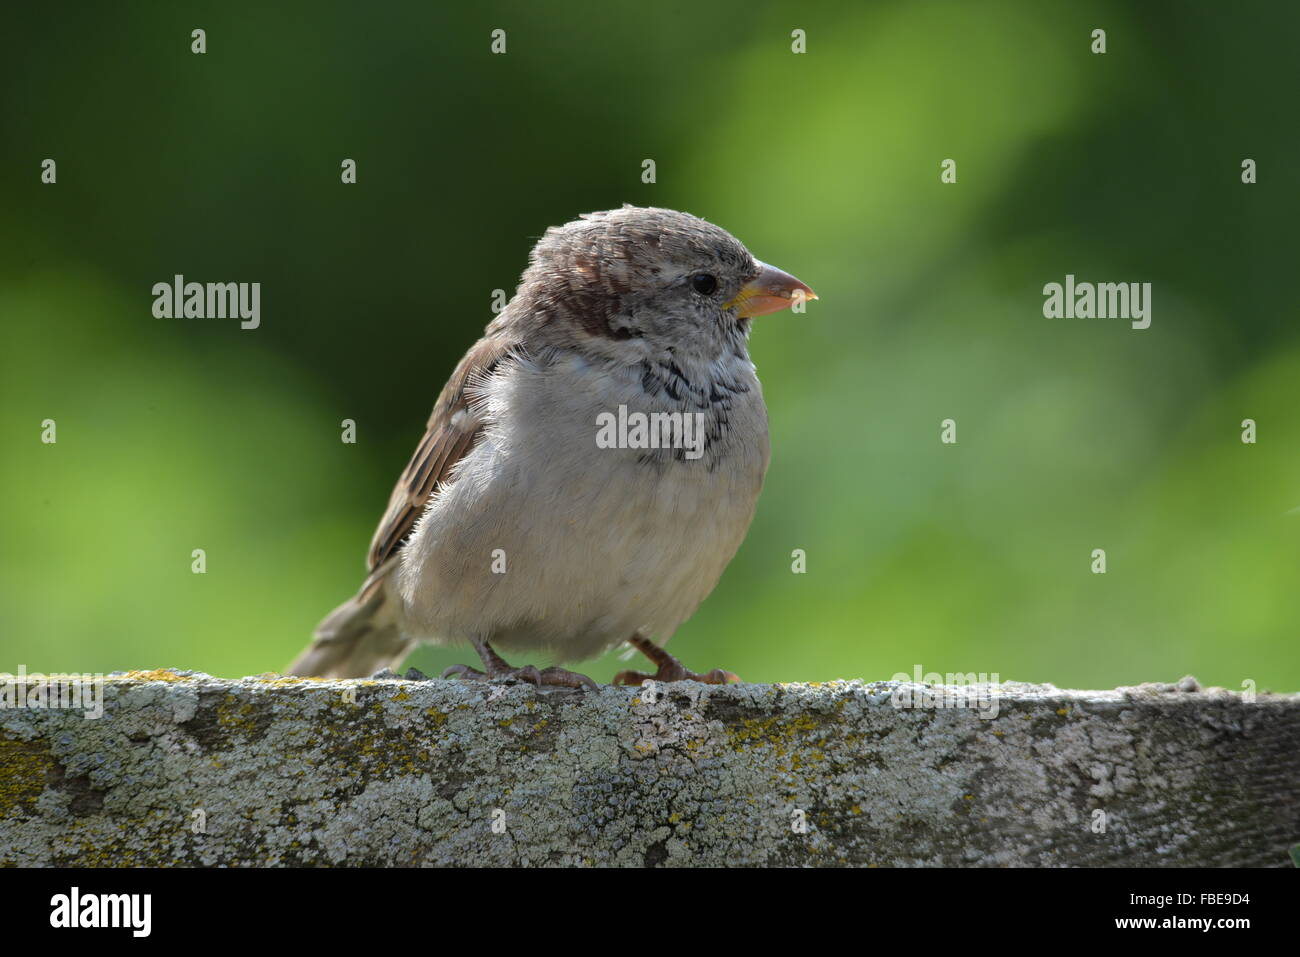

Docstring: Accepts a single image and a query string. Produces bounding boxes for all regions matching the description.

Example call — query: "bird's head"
[517,206,815,363]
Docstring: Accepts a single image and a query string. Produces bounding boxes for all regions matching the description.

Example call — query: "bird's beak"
[725,260,818,318]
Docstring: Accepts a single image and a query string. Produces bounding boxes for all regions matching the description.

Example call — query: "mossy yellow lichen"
[0,737,54,817]
[726,713,823,757]
[254,675,331,685]
[123,669,190,683]
[216,695,261,734]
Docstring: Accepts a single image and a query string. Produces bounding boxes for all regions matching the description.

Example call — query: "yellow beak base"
[725,260,817,318]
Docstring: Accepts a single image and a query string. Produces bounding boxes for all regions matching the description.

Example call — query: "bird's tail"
[287,581,410,679]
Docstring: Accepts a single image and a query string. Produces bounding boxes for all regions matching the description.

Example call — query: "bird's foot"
[613,633,739,686]
[442,658,597,691]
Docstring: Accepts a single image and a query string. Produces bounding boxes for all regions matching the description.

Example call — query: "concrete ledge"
[1,670,1297,866]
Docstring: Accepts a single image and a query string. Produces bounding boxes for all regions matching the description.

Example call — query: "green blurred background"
[2,1,1296,690]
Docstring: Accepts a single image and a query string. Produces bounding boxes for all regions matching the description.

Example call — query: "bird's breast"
[394,350,770,655]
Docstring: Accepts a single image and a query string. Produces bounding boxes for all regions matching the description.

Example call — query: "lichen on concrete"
[1,671,1296,866]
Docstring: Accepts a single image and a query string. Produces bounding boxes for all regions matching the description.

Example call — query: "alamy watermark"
[595,404,706,460]
[889,665,1001,719]
[50,887,150,937]
[152,275,260,329]
[1,666,104,719]
[1042,274,1151,330]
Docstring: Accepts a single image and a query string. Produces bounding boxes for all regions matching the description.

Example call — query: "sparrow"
[288,206,815,687]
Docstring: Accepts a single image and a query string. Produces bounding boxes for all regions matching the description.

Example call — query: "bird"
[287,206,815,687]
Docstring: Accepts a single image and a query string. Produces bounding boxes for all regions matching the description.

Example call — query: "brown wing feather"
[363,333,519,581]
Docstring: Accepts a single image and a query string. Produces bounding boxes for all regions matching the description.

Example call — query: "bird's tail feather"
[288,583,409,679]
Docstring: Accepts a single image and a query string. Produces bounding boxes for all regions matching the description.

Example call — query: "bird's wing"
[362,332,520,586]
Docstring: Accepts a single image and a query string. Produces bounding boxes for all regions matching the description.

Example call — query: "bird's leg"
[613,633,740,686]
[443,637,598,690]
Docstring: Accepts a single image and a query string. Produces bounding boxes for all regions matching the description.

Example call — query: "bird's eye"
[691,273,718,296]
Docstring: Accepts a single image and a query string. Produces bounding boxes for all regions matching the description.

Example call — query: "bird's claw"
[613,663,740,686]
[615,632,740,686]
